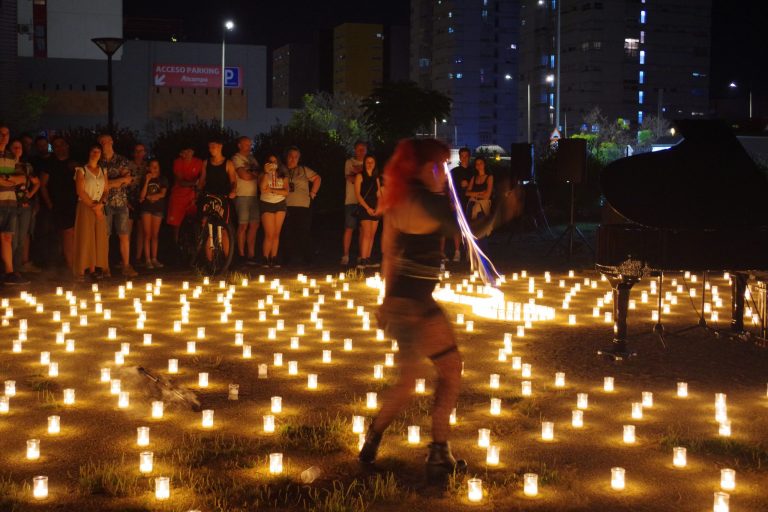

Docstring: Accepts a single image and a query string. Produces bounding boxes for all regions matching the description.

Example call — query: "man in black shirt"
[39,136,79,268]
[444,147,473,262]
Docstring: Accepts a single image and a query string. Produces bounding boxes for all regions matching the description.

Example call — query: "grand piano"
[596,119,768,358]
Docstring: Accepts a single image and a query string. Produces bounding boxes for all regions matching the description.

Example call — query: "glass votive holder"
[576,393,588,410]
[152,401,164,418]
[269,453,283,474]
[555,372,565,388]
[486,445,500,466]
[271,396,282,413]
[168,359,178,374]
[673,446,687,468]
[677,381,688,397]
[521,381,532,396]
[140,451,153,473]
[201,409,214,428]
[713,491,729,512]
[623,425,636,444]
[47,415,60,434]
[26,438,40,460]
[154,476,169,500]
[611,467,625,490]
[407,425,420,444]
[603,376,614,392]
[642,391,653,408]
[523,472,538,496]
[541,421,554,441]
[720,468,736,491]
[572,410,583,428]
[33,475,48,499]
[137,426,150,446]
[478,428,491,448]
[631,402,643,420]
[468,477,483,502]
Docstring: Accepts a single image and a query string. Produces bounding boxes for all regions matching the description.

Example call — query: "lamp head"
[225,20,235,31]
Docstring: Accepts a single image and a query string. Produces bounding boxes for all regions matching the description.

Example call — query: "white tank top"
[76,165,105,201]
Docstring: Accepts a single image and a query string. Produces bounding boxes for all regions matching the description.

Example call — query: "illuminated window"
[640,10,646,24]
[638,91,644,104]
[550,54,555,68]
[638,111,644,124]
[624,38,639,56]
[549,93,554,107]
[456,73,463,79]
[448,27,454,33]
[640,31,645,43]
[639,50,646,65]
[639,70,645,84]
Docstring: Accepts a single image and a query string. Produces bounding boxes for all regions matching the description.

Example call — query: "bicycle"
[178,193,235,276]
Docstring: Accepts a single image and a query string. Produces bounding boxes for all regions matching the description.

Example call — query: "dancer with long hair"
[359,138,466,481]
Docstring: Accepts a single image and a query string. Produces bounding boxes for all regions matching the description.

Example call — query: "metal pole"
[107,53,114,134]
[555,0,561,131]
[220,31,226,130]
[749,90,753,119]
[527,82,531,143]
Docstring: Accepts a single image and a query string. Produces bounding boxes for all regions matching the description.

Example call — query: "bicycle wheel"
[199,220,235,276]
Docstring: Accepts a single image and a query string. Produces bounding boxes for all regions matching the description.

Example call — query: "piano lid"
[601,119,768,229]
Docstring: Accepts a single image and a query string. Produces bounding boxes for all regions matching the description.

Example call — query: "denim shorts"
[344,204,359,229]
[235,195,260,224]
[105,205,131,236]
[0,206,18,234]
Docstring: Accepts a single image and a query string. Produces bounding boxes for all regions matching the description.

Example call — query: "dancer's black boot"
[358,428,382,465]
[425,442,467,482]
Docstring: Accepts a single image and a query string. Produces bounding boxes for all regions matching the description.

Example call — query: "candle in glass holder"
[603,377,614,392]
[468,478,483,502]
[4,380,15,397]
[201,409,214,428]
[486,445,500,466]
[449,408,457,425]
[27,438,40,460]
[568,314,576,325]
[63,388,75,405]
[271,396,282,413]
[114,351,124,365]
[642,391,654,408]
[186,341,196,354]
[262,414,276,433]
[155,476,169,500]
[151,401,163,419]
[623,425,636,444]
[677,382,688,397]
[572,410,584,428]
[198,373,209,388]
[521,381,532,396]
[411,378,425,394]
[577,393,588,410]
[385,353,394,367]
[273,353,283,366]
[41,352,50,365]
[258,364,268,379]
[137,426,150,446]
[352,415,365,434]
[719,420,731,437]
[407,425,420,444]
[611,467,625,490]
[366,392,377,409]
[269,453,283,474]
[47,415,60,434]
[478,428,491,448]
[631,402,643,420]
[720,469,736,491]
[512,356,522,370]
[673,447,687,467]
[140,451,153,473]
[197,327,205,339]
[48,362,58,377]
[287,360,298,375]
[110,379,121,395]
[555,372,565,388]
[466,321,474,332]
[344,338,353,351]
[322,350,332,363]
[0,395,8,413]
[521,363,532,378]
[118,391,130,408]
[33,475,48,499]
[713,492,729,512]
[523,473,538,496]
[307,374,318,389]
[483,396,499,415]
[489,374,500,389]
[541,421,554,441]
[168,359,178,374]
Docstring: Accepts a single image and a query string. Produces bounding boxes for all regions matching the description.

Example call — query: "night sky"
[124,0,767,98]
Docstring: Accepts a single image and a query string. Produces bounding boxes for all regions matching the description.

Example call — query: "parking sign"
[224,67,241,88]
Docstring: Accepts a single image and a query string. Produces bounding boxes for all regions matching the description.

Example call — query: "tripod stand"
[547,181,594,259]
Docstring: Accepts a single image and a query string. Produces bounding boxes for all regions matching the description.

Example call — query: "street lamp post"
[221,20,235,130]
[91,37,124,134]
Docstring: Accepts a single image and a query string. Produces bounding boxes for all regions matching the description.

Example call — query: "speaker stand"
[546,182,594,259]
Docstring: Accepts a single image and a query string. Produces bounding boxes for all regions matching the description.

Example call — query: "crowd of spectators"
[0,125,493,283]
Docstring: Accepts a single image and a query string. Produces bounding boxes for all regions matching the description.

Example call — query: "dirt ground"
[1,230,767,511]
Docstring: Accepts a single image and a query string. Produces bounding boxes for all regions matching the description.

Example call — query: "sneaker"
[368,260,380,268]
[5,272,30,285]
[122,265,138,278]
[262,258,271,268]
[340,255,349,266]
[152,259,164,269]
[144,260,154,270]
[272,259,281,269]
[356,258,367,269]
[246,257,259,266]
[452,252,461,263]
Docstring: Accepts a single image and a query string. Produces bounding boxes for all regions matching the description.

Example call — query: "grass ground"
[1,253,767,511]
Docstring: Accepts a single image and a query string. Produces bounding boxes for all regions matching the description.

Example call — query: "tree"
[361,81,451,150]
[288,92,369,152]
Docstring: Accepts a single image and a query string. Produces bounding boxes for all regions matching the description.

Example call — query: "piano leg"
[730,272,748,334]
[598,276,637,360]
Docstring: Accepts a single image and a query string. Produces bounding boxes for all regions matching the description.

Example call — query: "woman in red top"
[166,147,203,241]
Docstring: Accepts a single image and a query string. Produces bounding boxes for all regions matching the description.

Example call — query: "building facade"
[333,23,384,97]
[272,43,319,109]
[3,0,291,138]
[410,0,519,150]
[519,0,712,143]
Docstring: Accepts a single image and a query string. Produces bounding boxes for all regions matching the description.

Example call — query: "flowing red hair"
[381,138,450,210]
